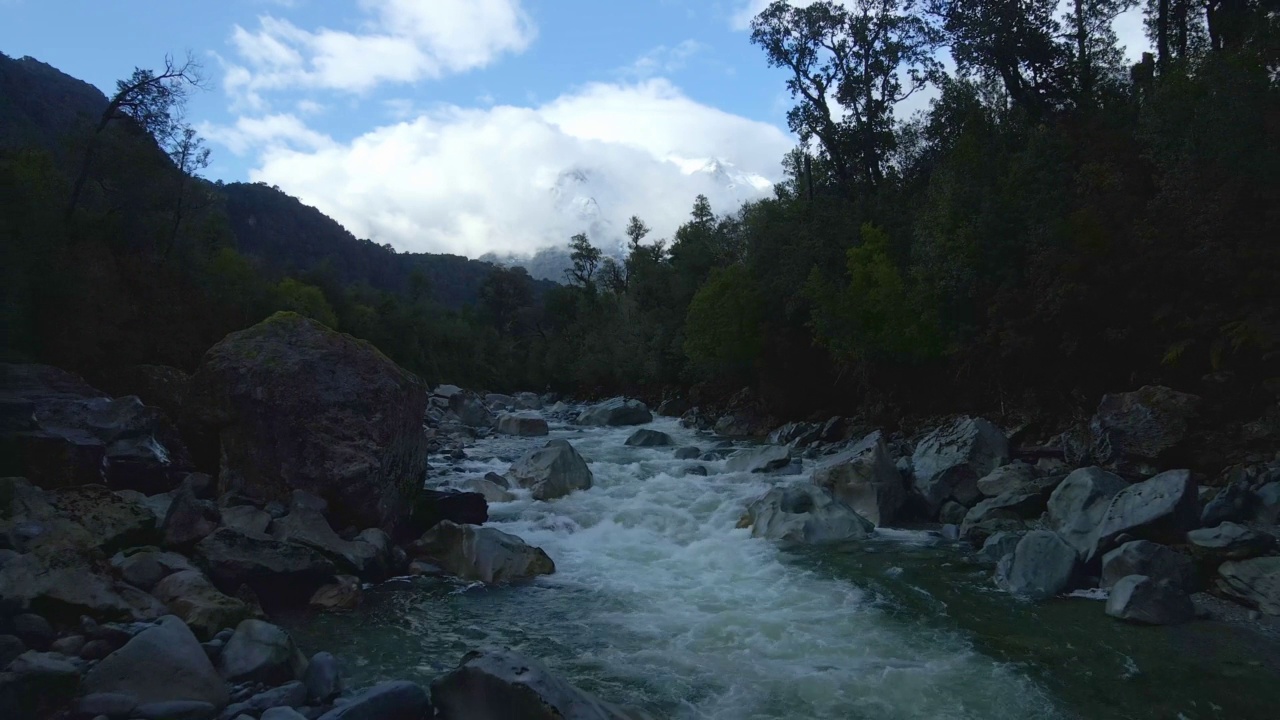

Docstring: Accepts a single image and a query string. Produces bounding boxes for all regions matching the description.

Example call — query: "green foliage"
[683,265,764,378]
[274,277,338,329]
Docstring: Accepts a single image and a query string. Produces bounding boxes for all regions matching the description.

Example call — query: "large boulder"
[111,549,197,591]
[193,527,336,609]
[515,392,543,410]
[739,485,874,545]
[184,313,430,537]
[507,440,593,501]
[1088,385,1201,466]
[49,484,158,553]
[1217,556,1280,615]
[577,398,652,426]
[219,619,308,685]
[1105,575,1195,625]
[495,413,549,437]
[1100,540,1196,592]
[976,461,1048,498]
[724,445,795,474]
[82,615,229,709]
[994,530,1078,601]
[959,491,1045,538]
[431,647,646,720]
[410,489,489,535]
[624,429,674,447]
[810,431,904,527]
[449,390,495,429]
[1045,467,1128,559]
[409,521,555,584]
[1088,469,1199,561]
[315,680,431,720]
[162,487,221,549]
[1186,522,1275,563]
[0,553,167,623]
[270,496,382,577]
[151,570,256,640]
[460,476,516,503]
[910,417,1009,515]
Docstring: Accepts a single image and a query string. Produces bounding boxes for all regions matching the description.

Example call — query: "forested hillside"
[2,0,1278,427]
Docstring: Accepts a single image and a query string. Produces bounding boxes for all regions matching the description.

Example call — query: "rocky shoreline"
[4,311,1279,718]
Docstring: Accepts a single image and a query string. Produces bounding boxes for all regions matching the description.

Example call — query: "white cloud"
[199,113,334,156]
[224,0,536,109]
[218,81,795,258]
[621,40,706,79]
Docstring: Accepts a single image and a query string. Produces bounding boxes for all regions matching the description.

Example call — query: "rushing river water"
[284,414,1280,719]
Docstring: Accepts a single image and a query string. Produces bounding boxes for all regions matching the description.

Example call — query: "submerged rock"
[725,445,794,474]
[910,416,1009,515]
[495,413,549,437]
[577,398,652,426]
[431,647,647,720]
[461,476,516,503]
[410,520,554,584]
[507,440,593,501]
[1105,575,1195,625]
[810,431,905,527]
[625,429,675,447]
[184,312,430,537]
[740,485,874,545]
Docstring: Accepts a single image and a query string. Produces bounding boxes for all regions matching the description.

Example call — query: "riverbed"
[284,414,1280,719]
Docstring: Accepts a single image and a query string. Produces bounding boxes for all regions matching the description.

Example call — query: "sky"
[0,0,1149,258]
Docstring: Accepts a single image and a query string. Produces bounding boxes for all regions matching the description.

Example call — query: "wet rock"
[577,398,652,426]
[486,393,516,410]
[960,492,1045,538]
[725,445,794,474]
[222,680,307,718]
[683,465,709,477]
[938,501,968,526]
[82,615,229,708]
[409,520,554,584]
[221,505,272,536]
[1217,556,1280,615]
[1045,467,1128,559]
[1187,522,1275,563]
[1089,469,1199,561]
[309,575,362,611]
[624,429,674,447]
[978,531,1025,564]
[79,638,115,660]
[50,484,158,554]
[409,489,488,536]
[810,431,904,527]
[655,397,689,418]
[262,707,309,720]
[1105,575,1195,625]
[151,570,256,641]
[460,476,516,503]
[959,518,1028,545]
[303,651,343,703]
[193,527,336,610]
[740,484,874,545]
[3,650,83,717]
[976,461,1040,497]
[0,554,167,624]
[112,549,198,591]
[0,634,25,667]
[515,392,543,410]
[673,446,701,460]
[78,691,140,718]
[271,500,380,577]
[995,530,1078,601]
[315,679,430,720]
[184,312,430,537]
[1089,385,1201,466]
[495,413,549,437]
[218,619,308,685]
[507,440,593,501]
[1201,482,1250,527]
[11,612,53,650]
[1100,540,1196,592]
[133,699,218,719]
[162,489,222,549]
[910,416,1009,515]
[1251,482,1280,524]
[431,647,642,720]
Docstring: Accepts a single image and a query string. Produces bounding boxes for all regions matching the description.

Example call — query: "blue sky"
[0,0,1148,257]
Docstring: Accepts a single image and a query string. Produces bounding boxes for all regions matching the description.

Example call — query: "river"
[283,413,1280,719]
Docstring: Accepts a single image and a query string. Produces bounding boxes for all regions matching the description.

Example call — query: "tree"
[479,266,534,336]
[67,53,206,221]
[162,124,211,256]
[751,0,940,190]
[683,264,764,379]
[565,233,602,288]
[1063,0,1135,104]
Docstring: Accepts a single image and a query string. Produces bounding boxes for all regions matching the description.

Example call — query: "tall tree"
[1063,0,1135,104]
[566,233,602,288]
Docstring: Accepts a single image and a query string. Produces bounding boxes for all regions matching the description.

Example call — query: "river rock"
[995,530,1078,601]
[1045,467,1128,559]
[221,681,307,718]
[11,613,53,650]
[315,680,431,720]
[410,489,488,535]
[1105,575,1195,625]
[461,476,516,503]
[50,483,158,553]
[577,398,652,426]
[507,440,593,501]
[1187,522,1275,563]
[262,707,309,720]
[309,575,362,611]
[303,651,344,703]
[449,390,495,428]
[910,416,1009,515]
[810,431,905,527]
[1252,482,1280,524]
[221,505,272,535]
[960,491,1044,538]
[2,650,84,718]
[218,619,308,685]
[725,445,794,474]
[655,397,689,417]
[939,501,968,526]
[78,691,141,718]
[409,520,555,584]
[740,485,874,545]
[82,615,229,708]
[431,647,644,720]
[111,549,197,591]
[978,531,1025,564]
[674,446,701,460]
[515,392,543,410]
[0,635,26,667]
[133,699,218,719]
[163,487,222,549]
[184,312,430,538]
[1100,540,1196,592]
[193,527,336,609]
[1217,556,1280,615]
[271,500,380,577]
[487,393,516,410]
[975,461,1038,497]
[1088,469,1199,561]
[151,570,256,640]
[496,413,549,437]
[625,429,675,447]
[0,554,167,624]
[1089,385,1200,465]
